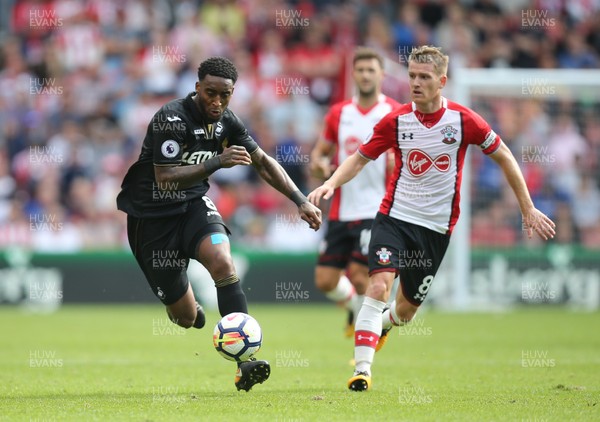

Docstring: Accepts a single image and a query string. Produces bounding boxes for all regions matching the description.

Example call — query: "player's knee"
[366,279,387,300]
[314,274,337,292]
[350,276,368,295]
[314,266,342,292]
[206,252,235,280]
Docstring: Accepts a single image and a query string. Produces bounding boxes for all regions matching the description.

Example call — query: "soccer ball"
[213,312,262,362]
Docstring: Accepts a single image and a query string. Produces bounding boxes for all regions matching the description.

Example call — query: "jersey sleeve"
[226,112,259,154]
[151,110,188,166]
[463,108,502,155]
[358,111,397,160]
[321,105,341,145]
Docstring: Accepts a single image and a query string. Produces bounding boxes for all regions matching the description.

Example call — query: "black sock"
[216,282,248,316]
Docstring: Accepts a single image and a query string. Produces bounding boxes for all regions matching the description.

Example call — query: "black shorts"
[317,219,374,268]
[126,196,229,305]
[369,213,450,306]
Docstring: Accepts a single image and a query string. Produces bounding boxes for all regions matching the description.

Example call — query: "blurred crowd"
[0,0,599,252]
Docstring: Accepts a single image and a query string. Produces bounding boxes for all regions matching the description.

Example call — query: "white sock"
[354,297,386,375]
[382,300,406,329]
[382,300,412,330]
[325,274,354,304]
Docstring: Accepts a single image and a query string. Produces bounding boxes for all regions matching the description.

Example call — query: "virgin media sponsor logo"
[407,149,450,176]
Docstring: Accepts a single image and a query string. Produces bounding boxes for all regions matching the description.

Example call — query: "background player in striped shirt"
[309,48,400,337]
[308,46,556,391]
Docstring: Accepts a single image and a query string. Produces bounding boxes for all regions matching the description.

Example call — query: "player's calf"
[166,302,205,329]
[166,307,195,328]
[377,300,418,352]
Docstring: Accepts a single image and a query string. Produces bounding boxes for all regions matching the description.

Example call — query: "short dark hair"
[197,57,238,83]
[353,47,384,69]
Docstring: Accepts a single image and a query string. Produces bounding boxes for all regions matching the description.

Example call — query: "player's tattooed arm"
[251,147,322,230]
[154,145,252,189]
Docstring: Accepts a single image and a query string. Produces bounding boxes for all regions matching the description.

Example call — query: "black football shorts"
[317,219,374,268]
[369,213,450,306]
[127,196,229,305]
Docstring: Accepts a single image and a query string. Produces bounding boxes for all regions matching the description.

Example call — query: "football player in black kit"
[117,57,322,391]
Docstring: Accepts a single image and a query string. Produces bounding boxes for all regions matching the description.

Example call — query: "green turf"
[0,304,598,421]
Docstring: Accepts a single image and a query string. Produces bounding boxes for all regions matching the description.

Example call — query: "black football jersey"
[117,92,258,217]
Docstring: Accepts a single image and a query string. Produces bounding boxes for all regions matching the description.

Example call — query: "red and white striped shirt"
[323,94,401,221]
[359,97,501,234]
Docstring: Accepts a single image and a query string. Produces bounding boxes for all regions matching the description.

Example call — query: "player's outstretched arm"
[309,139,335,180]
[250,147,322,231]
[490,142,556,240]
[308,152,369,207]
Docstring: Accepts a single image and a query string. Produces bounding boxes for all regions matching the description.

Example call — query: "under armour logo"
[401,133,414,140]
[414,293,425,301]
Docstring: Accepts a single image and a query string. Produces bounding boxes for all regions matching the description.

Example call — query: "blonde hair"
[408,45,449,76]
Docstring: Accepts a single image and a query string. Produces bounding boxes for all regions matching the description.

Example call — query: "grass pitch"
[0,304,598,421]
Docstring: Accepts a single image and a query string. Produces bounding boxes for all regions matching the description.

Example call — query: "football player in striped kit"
[310,47,401,338]
[309,46,555,391]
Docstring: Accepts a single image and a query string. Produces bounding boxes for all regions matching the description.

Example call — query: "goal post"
[446,68,600,311]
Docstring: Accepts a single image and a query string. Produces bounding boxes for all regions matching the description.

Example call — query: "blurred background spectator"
[0,0,599,251]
